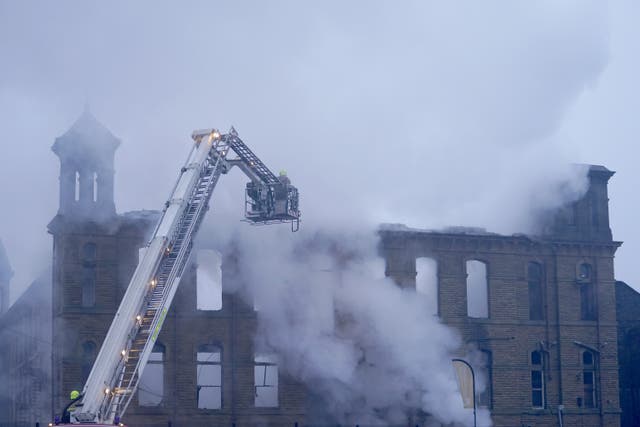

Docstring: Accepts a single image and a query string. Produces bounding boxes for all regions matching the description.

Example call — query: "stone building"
[379,166,622,427]
[0,109,634,427]
[48,110,306,427]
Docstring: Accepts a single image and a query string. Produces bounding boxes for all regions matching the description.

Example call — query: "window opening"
[578,263,592,281]
[139,343,165,406]
[531,350,545,408]
[578,263,596,320]
[75,171,80,201]
[582,351,597,408]
[466,260,488,318]
[197,250,223,311]
[93,172,98,202]
[197,344,222,409]
[416,257,438,316]
[254,353,278,407]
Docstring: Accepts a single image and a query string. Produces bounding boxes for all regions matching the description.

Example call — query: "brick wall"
[379,228,621,427]
[50,215,307,427]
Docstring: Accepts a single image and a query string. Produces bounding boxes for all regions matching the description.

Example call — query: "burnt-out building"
[0,108,635,427]
[379,166,622,427]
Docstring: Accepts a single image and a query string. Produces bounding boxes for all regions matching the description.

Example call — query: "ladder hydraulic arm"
[67,128,300,424]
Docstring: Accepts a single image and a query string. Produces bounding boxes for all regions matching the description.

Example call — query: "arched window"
[92,172,98,202]
[582,351,598,408]
[528,262,544,320]
[578,263,596,320]
[416,257,438,316]
[81,341,97,384]
[196,250,222,311]
[466,260,488,318]
[81,243,97,307]
[254,353,278,407]
[197,344,222,409]
[531,350,545,408]
[139,342,165,406]
[578,263,592,282]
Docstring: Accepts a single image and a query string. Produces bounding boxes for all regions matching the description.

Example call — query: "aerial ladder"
[58,127,300,425]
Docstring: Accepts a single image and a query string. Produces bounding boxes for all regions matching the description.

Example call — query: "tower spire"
[52,108,120,220]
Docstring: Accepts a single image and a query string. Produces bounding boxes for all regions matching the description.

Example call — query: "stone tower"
[51,106,119,221]
[48,110,155,416]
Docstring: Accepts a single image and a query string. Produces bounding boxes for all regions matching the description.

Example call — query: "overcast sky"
[1,1,638,302]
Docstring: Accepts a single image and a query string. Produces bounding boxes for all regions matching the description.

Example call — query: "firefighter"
[61,390,81,423]
[278,170,291,185]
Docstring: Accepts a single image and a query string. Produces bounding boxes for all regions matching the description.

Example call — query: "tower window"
[197,344,222,409]
[254,353,278,407]
[93,172,98,202]
[466,260,489,318]
[139,342,165,406]
[75,171,80,202]
[578,263,592,282]
[582,351,598,408]
[578,263,596,320]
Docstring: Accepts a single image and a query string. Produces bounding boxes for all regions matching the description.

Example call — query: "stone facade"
[379,166,622,427]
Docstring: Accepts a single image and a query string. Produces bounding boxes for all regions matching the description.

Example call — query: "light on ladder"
[121,349,126,357]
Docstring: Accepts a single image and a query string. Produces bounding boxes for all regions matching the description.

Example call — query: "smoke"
[204,224,488,425]
[0,0,618,424]
[0,1,611,299]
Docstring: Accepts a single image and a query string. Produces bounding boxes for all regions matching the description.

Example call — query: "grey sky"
[0,1,638,301]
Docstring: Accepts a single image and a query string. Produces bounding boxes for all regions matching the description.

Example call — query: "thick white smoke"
[203,224,490,425]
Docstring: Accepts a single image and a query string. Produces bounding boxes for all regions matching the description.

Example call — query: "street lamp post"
[452,358,477,427]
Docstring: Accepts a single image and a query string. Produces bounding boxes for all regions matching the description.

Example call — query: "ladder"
[224,129,280,185]
[106,145,227,419]
[70,128,299,424]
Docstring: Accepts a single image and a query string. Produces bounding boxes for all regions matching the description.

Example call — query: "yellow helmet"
[70,390,80,400]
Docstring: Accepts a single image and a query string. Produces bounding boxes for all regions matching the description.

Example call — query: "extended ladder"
[70,129,299,424]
